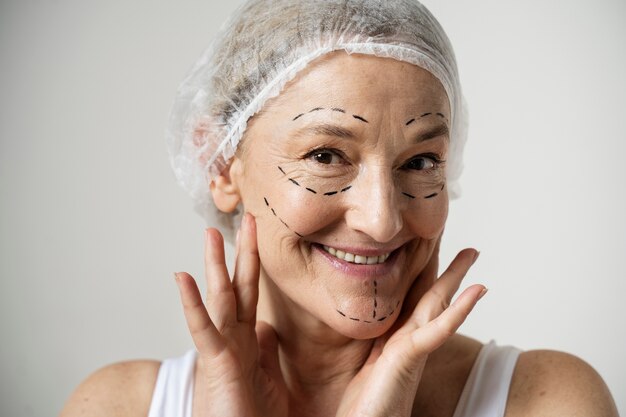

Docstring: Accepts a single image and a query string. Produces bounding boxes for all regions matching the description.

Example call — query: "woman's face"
[228,52,450,339]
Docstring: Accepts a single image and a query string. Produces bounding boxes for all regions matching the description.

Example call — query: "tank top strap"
[148,349,197,417]
[452,340,522,417]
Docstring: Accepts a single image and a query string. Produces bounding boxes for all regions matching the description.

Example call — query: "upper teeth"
[322,245,391,264]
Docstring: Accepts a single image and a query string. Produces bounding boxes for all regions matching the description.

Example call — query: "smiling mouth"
[322,245,391,265]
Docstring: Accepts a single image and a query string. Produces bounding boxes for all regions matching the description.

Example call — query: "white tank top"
[148,341,521,417]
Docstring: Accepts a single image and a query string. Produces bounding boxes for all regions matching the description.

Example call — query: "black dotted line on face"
[278,166,352,196]
[373,280,378,319]
[263,197,303,238]
[336,299,400,324]
[405,112,448,126]
[403,183,446,201]
[291,107,367,123]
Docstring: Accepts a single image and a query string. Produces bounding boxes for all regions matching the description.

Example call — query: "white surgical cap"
[167,0,468,239]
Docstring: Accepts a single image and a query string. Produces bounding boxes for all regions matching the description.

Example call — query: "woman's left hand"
[335,246,485,417]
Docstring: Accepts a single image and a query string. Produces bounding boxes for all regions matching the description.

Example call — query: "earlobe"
[210,158,243,213]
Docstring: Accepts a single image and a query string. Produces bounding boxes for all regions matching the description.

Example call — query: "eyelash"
[402,153,445,171]
[303,147,348,165]
[303,148,445,171]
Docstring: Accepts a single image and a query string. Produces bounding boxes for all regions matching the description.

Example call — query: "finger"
[204,228,237,331]
[232,213,260,323]
[402,236,442,318]
[413,248,478,327]
[256,321,285,389]
[410,284,486,354]
[175,272,226,356]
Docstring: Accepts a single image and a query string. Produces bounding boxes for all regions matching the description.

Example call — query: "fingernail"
[472,250,481,265]
[173,272,180,283]
[477,287,488,301]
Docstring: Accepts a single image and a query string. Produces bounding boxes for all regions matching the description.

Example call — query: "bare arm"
[59,360,160,417]
[506,350,618,417]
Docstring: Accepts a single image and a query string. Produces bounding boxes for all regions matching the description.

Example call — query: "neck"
[258,275,374,416]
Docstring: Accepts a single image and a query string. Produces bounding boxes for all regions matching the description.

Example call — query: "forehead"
[264,51,450,116]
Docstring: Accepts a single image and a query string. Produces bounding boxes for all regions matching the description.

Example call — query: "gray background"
[1,0,624,415]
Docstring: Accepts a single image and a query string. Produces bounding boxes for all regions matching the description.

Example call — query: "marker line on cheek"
[263,196,304,238]
[403,183,446,201]
[277,166,352,197]
[423,183,446,199]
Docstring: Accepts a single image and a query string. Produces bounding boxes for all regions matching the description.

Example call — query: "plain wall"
[1,0,624,415]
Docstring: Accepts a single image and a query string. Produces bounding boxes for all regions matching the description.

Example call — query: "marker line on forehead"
[405,112,449,127]
[352,114,369,123]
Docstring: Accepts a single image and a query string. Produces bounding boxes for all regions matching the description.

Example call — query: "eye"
[403,154,442,171]
[305,148,345,165]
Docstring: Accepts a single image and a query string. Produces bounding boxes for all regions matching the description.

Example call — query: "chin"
[331,316,397,340]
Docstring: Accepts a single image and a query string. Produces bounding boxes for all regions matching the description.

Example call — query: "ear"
[210,157,243,213]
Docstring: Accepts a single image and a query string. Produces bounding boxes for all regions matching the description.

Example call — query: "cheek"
[250,162,350,237]
[405,193,448,239]
[267,184,340,237]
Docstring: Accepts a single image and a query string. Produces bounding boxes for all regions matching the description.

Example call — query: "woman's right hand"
[174,213,288,417]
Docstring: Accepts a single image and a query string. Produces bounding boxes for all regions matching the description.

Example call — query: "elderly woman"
[61,1,618,416]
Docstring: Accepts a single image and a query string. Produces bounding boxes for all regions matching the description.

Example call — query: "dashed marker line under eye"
[403,184,446,200]
[277,166,352,197]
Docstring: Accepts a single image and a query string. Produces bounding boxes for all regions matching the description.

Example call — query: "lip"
[312,243,402,278]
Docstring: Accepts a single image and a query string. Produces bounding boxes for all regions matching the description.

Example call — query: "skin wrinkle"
[270,103,447,323]
[288,108,448,200]
[232,52,450,344]
[277,165,353,196]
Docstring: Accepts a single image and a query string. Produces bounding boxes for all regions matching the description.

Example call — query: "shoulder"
[506,349,618,417]
[60,359,161,417]
[413,334,484,416]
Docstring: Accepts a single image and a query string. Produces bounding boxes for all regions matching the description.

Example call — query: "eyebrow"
[292,121,449,142]
[293,123,355,139]
[411,122,449,143]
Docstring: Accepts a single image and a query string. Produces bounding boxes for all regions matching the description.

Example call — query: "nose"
[344,166,403,243]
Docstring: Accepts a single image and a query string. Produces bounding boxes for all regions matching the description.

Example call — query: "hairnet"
[167,0,468,240]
